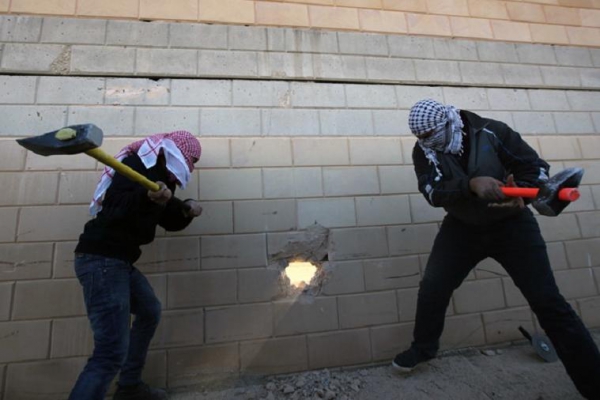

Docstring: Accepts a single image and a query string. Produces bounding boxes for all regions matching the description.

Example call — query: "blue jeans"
[412,210,600,400]
[69,254,162,400]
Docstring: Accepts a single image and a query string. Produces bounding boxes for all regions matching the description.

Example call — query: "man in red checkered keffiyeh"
[70,131,202,400]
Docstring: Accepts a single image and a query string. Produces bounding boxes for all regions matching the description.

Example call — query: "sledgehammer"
[16,124,191,210]
[500,167,584,217]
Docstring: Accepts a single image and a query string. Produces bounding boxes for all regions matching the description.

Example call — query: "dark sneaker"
[392,348,433,373]
[113,383,168,400]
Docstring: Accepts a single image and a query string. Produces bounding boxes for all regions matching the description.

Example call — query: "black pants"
[412,209,600,399]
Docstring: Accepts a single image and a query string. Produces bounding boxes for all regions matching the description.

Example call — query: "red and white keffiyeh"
[90,131,201,216]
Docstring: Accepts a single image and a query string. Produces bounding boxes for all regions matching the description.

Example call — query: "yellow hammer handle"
[85,148,161,192]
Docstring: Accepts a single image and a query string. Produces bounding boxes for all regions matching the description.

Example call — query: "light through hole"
[285,261,317,288]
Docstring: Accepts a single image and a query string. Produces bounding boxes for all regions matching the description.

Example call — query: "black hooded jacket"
[412,110,550,226]
[75,154,193,263]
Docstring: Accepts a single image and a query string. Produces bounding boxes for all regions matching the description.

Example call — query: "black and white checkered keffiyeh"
[409,99,465,180]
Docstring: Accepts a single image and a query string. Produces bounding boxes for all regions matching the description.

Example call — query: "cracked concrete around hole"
[269,224,330,299]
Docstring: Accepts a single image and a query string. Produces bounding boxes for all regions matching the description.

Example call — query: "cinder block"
[4,357,87,400]
[41,17,106,44]
[205,303,273,343]
[262,109,320,136]
[201,108,260,136]
[0,138,26,171]
[0,172,58,206]
[241,336,308,374]
[346,84,397,109]
[233,80,290,107]
[140,0,198,21]
[136,237,200,274]
[538,136,581,160]
[229,25,267,51]
[291,82,345,108]
[512,112,556,134]
[566,186,596,213]
[554,46,593,67]
[77,0,139,18]
[196,138,230,168]
[18,206,90,242]
[234,200,296,233]
[273,298,338,336]
[349,138,402,165]
[258,52,313,79]
[554,112,596,134]
[567,91,600,112]
[396,287,418,322]
[151,309,204,349]
[298,198,356,229]
[358,9,408,34]
[503,277,528,307]
[167,343,239,387]
[592,49,600,67]
[256,2,310,27]
[198,50,259,78]
[71,45,136,74]
[263,167,323,199]
[476,41,518,63]
[450,16,494,40]
[321,261,365,295]
[443,87,488,111]
[487,88,531,110]
[68,106,135,136]
[170,23,228,49]
[563,160,600,185]
[50,317,93,357]
[592,184,600,208]
[453,279,505,313]
[231,138,292,167]
[292,138,349,166]
[0,243,53,281]
[338,32,388,56]
[577,211,600,238]
[199,0,255,24]
[339,291,398,329]
[414,60,461,84]
[167,270,236,309]
[136,107,198,136]
[433,38,478,61]
[459,61,505,85]
[323,167,379,196]
[38,76,105,105]
[373,110,411,136]
[365,57,416,82]
[308,328,371,369]
[566,239,600,270]
[199,169,261,201]
[579,137,600,159]
[313,54,367,81]
[577,297,600,328]
[13,279,85,319]
[388,223,439,256]
[528,89,570,111]
[0,105,67,137]
[329,227,388,261]
[0,282,12,320]
[440,314,485,350]
[0,75,36,104]
[58,171,100,205]
[474,257,507,279]
[529,24,570,46]
[171,79,231,106]
[137,49,197,76]
[410,194,447,223]
[483,307,534,344]
[397,85,443,109]
[106,20,168,47]
[268,28,339,53]
[491,20,532,42]
[540,66,582,88]
[370,322,414,361]
[515,43,557,65]
[356,195,411,226]
[0,15,42,42]
[406,13,452,36]
[425,0,469,16]
[363,256,420,291]
[53,241,76,278]
[537,213,581,242]
[379,166,417,195]
[239,267,282,303]
[554,268,597,299]
[309,5,360,30]
[502,64,544,87]
[383,0,426,12]
[201,234,266,269]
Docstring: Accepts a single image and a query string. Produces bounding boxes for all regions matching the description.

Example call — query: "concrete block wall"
[0,15,599,399]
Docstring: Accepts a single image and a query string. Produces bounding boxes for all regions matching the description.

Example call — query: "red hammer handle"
[501,187,580,202]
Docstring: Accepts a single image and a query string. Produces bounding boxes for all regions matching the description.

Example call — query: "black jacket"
[412,110,550,226]
[75,154,193,263]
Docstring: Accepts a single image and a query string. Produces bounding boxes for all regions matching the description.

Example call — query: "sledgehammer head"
[533,167,584,217]
[16,124,103,156]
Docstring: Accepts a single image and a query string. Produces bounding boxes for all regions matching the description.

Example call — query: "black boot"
[113,383,168,400]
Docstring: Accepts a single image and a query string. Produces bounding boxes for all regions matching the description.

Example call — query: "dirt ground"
[170,332,600,400]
